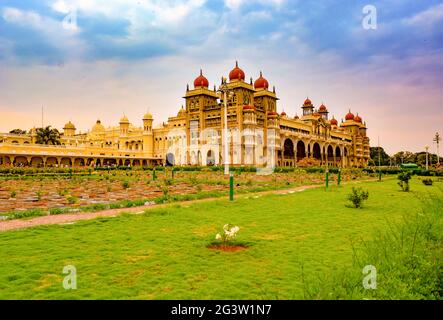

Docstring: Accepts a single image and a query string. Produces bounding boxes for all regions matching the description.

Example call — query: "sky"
[0,0,442,155]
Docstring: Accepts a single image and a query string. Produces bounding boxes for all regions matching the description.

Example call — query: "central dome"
[229,61,245,81]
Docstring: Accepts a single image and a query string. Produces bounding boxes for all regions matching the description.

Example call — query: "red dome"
[194,69,209,88]
[254,71,269,89]
[319,103,327,112]
[304,98,312,105]
[267,111,279,117]
[313,112,321,117]
[281,111,287,116]
[345,110,355,121]
[229,61,245,81]
[354,114,362,123]
[330,117,338,125]
[294,114,299,119]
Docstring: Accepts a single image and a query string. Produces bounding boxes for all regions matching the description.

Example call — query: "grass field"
[0,177,441,299]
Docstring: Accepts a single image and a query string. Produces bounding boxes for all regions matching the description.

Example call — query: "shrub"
[122,181,130,189]
[397,172,412,192]
[214,224,241,247]
[347,187,369,208]
[10,190,17,198]
[422,178,433,186]
[66,196,78,204]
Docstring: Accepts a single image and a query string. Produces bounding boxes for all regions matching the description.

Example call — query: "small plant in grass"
[214,224,240,248]
[397,172,412,192]
[122,180,130,189]
[347,187,369,208]
[422,178,433,186]
[10,190,17,198]
[66,196,78,204]
[164,178,173,186]
[162,186,169,197]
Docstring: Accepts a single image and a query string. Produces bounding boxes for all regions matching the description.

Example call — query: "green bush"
[422,178,433,186]
[347,187,369,208]
[122,181,130,189]
[397,171,412,192]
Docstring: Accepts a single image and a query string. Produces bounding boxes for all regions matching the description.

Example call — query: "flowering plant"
[215,224,240,247]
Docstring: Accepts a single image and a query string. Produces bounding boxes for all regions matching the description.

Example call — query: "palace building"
[0,63,370,168]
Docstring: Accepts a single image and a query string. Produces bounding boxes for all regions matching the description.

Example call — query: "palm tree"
[35,126,61,145]
[9,129,27,135]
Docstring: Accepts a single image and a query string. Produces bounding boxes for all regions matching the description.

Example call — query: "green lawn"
[0,178,441,299]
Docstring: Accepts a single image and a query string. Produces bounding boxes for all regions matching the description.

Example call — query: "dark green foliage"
[347,187,369,208]
[422,178,433,186]
[398,171,412,191]
[35,126,61,145]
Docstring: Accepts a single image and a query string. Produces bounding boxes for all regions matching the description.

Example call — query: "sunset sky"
[0,0,442,155]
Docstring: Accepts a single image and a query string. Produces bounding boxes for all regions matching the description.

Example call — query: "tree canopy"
[35,126,61,145]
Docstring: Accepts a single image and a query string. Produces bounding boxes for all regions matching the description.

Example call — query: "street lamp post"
[218,78,233,175]
[434,132,441,167]
[425,145,429,171]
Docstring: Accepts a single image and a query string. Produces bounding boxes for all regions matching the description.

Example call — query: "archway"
[206,150,215,166]
[166,153,175,166]
[60,158,72,167]
[14,156,28,167]
[327,145,334,165]
[312,143,321,160]
[46,157,58,167]
[30,157,44,168]
[133,159,141,167]
[74,158,85,167]
[283,138,294,167]
[296,141,306,161]
[335,146,342,167]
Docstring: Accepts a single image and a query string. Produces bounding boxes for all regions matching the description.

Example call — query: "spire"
[186,84,189,91]
[235,60,238,67]
[250,77,253,85]
[200,69,203,76]
[260,70,263,77]
[273,86,276,93]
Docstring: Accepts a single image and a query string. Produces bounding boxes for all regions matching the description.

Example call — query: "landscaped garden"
[0,166,372,220]
[0,176,441,299]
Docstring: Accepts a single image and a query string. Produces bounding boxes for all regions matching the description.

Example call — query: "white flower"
[231,226,240,233]
[223,224,229,231]
[215,233,222,240]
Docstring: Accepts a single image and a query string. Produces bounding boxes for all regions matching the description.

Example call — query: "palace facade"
[0,63,370,168]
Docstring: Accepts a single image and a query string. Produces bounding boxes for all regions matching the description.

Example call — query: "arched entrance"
[327,145,334,165]
[166,153,175,166]
[296,141,306,161]
[335,146,342,167]
[206,150,215,166]
[283,138,295,166]
[14,156,28,167]
[312,143,321,160]
[46,157,58,167]
[30,157,44,168]
[74,158,85,167]
[60,158,72,167]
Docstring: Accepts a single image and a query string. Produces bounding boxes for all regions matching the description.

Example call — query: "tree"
[35,126,61,145]
[369,147,390,166]
[9,129,27,135]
